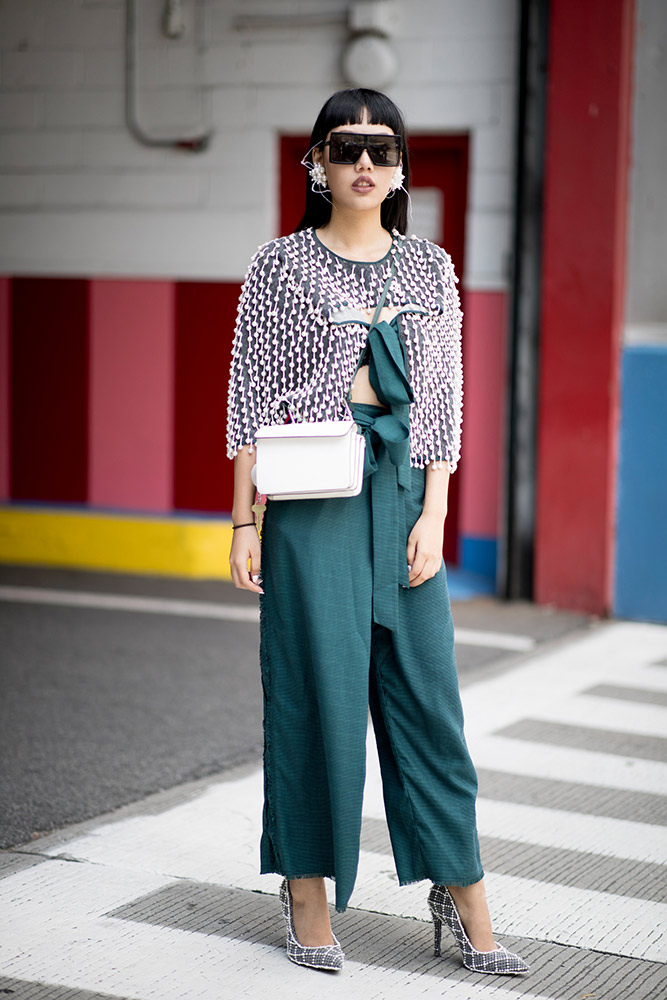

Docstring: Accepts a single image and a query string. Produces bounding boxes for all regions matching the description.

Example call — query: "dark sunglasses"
[323,131,401,167]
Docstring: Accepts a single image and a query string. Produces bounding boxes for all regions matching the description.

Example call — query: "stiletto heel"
[433,916,442,957]
[279,879,345,971]
[427,885,529,975]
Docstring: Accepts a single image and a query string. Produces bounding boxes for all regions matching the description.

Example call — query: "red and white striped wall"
[0,276,240,515]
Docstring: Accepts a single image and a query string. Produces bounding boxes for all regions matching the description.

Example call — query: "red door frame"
[279,133,469,564]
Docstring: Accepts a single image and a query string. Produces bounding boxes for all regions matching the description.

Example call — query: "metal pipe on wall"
[125,0,212,152]
[498,0,550,600]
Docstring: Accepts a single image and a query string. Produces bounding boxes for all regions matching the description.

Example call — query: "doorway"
[279,134,469,564]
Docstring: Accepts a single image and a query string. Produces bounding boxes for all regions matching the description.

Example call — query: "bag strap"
[368,257,397,329]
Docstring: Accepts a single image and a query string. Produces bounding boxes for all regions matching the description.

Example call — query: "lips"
[352,178,375,189]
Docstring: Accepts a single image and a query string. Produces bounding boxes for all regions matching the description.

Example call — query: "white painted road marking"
[454,627,536,651]
[0,585,536,649]
[0,585,260,623]
[467,734,666,795]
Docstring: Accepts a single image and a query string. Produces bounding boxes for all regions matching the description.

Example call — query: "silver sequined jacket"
[226,226,463,471]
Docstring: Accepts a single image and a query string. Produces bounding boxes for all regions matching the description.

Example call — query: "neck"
[320,206,389,252]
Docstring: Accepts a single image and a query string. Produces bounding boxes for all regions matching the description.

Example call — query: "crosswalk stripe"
[492,718,667,763]
[532,695,667,741]
[475,799,666,865]
[584,682,667,708]
[615,664,667,692]
[475,768,667,825]
[467,734,667,795]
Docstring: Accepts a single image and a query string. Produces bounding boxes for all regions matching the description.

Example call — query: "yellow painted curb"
[0,506,234,580]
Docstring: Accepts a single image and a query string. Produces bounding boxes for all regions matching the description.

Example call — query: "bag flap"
[256,420,356,441]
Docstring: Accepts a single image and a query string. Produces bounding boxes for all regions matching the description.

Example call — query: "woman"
[227,88,528,978]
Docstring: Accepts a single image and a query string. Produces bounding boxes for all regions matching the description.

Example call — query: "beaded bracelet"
[232,522,256,530]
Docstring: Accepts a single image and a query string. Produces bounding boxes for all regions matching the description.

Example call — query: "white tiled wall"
[0,0,518,287]
[625,0,667,340]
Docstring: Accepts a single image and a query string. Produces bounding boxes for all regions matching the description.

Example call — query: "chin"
[342,194,387,210]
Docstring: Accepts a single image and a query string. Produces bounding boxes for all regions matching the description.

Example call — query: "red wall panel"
[89,280,174,512]
[11,277,89,503]
[535,0,634,614]
[173,281,240,513]
[459,291,507,539]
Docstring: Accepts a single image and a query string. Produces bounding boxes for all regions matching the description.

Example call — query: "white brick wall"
[0,0,518,286]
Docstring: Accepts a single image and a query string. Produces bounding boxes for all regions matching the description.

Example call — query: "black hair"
[295,88,410,235]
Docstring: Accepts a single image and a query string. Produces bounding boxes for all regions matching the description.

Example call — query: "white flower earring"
[388,163,405,192]
[300,141,332,202]
[309,161,329,192]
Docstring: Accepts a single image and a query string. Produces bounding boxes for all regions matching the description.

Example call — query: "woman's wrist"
[419,507,447,525]
[232,506,255,524]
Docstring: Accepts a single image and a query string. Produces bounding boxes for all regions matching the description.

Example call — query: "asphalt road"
[0,563,592,850]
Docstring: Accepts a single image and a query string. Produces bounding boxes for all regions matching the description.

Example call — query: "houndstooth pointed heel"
[279,879,344,971]
[428,885,529,975]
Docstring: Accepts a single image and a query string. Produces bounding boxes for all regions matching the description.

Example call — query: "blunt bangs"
[312,89,406,144]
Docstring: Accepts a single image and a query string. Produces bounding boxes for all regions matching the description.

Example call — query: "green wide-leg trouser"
[258,319,483,914]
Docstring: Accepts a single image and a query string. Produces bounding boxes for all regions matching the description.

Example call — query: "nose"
[355,147,374,168]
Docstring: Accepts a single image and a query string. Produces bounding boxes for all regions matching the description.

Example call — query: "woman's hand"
[407,460,450,586]
[407,511,445,587]
[229,524,263,594]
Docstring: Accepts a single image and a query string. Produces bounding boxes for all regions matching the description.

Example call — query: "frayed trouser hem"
[261,867,337,882]
[398,868,485,889]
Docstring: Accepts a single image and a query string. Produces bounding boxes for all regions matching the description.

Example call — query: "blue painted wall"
[460,535,497,580]
[614,345,667,623]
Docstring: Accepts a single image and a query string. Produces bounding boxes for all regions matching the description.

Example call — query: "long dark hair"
[295,88,410,235]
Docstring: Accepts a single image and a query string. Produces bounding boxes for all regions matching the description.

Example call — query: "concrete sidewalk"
[1,619,666,999]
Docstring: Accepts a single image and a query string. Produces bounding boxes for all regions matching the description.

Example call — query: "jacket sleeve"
[409,241,464,472]
[226,240,286,460]
[434,243,463,472]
